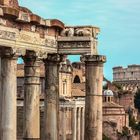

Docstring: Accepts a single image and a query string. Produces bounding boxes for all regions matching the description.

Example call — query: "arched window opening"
[73,75,80,83]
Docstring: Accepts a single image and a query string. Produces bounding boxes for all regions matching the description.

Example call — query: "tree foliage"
[134,89,140,113]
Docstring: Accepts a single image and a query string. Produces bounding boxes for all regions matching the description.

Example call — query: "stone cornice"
[81,55,106,63]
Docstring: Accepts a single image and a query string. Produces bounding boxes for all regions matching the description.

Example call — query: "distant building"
[113,65,140,91]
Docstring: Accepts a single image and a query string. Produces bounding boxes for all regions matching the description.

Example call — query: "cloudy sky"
[19,0,140,80]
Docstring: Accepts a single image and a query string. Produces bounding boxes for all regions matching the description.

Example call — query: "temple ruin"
[0,0,106,140]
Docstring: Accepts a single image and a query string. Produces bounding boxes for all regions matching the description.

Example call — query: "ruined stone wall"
[103,107,128,132]
[113,65,140,82]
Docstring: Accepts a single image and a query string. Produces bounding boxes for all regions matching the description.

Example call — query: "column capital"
[0,47,25,59]
[45,53,62,63]
[80,54,106,64]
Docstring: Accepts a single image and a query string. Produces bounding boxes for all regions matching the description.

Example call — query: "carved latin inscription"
[0,30,16,40]
[58,41,91,48]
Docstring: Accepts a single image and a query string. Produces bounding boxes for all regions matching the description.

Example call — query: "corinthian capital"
[0,47,26,59]
[46,54,61,63]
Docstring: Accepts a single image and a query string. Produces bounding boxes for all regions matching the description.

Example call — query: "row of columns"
[61,106,85,140]
[72,107,85,140]
[0,48,106,140]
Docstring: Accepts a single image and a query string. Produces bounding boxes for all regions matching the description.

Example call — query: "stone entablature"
[58,26,100,55]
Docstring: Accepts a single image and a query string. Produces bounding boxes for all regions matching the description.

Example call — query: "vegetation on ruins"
[134,89,140,113]
[129,112,140,131]
[103,134,111,140]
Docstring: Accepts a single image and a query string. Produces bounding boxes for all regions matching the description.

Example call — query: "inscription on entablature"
[45,37,57,48]
[18,33,45,45]
[58,41,91,48]
[0,30,16,40]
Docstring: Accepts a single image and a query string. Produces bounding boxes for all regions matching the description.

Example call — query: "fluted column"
[62,108,66,140]
[0,48,18,140]
[77,107,81,140]
[72,107,77,140]
[81,108,85,140]
[82,55,106,140]
[23,51,41,140]
[43,54,61,140]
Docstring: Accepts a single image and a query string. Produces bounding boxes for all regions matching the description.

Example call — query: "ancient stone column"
[43,54,61,140]
[62,108,66,140]
[0,48,18,140]
[72,107,77,140]
[23,51,41,140]
[77,107,81,140]
[82,55,106,140]
[81,108,85,140]
[0,57,1,138]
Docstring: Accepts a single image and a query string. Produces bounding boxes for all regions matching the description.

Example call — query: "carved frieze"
[17,31,45,45]
[60,26,99,38]
[45,36,57,48]
[58,41,91,48]
[0,30,16,40]
[80,55,106,63]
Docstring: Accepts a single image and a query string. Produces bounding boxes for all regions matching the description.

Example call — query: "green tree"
[134,89,140,113]
[102,134,111,140]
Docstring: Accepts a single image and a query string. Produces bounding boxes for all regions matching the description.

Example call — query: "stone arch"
[73,75,81,83]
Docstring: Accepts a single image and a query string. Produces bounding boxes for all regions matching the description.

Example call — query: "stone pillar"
[82,55,106,140]
[43,54,61,140]
[62,108,66,140]
[0,57,1,138]
[81,108,85,140]
[0,48,18,140]
[72,107,77,140]
[23,51,41,140]
[77,107,81,140]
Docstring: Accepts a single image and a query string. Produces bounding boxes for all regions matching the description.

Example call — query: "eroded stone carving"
[61,27,92,37]
[17,12,30,22]
[0,30,16,40]
[45,36,57,48]
[75,28,92,36]
[0,47,26,58]
[36,50,48,59]
[58,41,91,48]
[61,28,74,37]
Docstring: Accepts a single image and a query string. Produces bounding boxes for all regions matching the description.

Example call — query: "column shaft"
[23,51,40,139]
[62,108,66,140]
[72,107,77,140]
[0,56,17,140]
[81,108,85,140]
[77,108,81,140]
[83,55,106,140]
[44,54,60,140]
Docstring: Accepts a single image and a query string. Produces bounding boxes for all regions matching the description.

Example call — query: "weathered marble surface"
[0,56,17,140]
[43,54,60,140]
[84,55,106,140]
[23,51,41,139]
